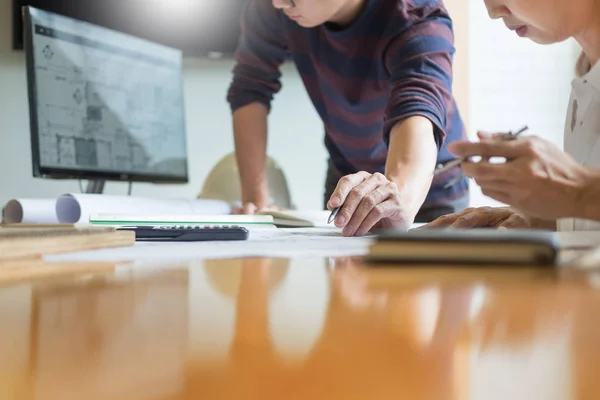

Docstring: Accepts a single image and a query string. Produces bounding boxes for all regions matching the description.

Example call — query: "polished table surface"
[1,254,600,399]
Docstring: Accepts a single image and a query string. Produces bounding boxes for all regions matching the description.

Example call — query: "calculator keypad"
[119,225,249,241]
[154,225,241,230]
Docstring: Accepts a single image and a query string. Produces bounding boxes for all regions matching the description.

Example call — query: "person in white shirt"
[421,0,600,232]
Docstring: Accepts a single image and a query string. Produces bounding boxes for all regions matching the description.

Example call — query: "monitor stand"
[85,180,105,194]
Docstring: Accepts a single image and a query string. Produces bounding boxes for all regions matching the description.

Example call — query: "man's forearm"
[233,103,270,206]
[385,116,438,216]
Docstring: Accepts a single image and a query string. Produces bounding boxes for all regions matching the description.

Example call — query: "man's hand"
[418,207,534,229]
[451,134,591,220]
[327,171,411,236]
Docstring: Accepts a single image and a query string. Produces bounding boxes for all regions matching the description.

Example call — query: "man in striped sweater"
[227,0,468,236]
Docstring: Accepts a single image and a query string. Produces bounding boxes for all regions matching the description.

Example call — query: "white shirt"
[557,61,600,232]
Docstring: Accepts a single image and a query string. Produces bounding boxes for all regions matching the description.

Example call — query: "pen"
[499,125,528,141]
[328,206,340,224]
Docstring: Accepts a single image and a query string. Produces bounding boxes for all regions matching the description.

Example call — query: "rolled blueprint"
[2,198,60,224]
[55,193,233,224]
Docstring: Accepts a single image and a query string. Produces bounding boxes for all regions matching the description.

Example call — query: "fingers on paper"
[420,207,502,229]
[497,213,528,229]
[333,172,398,237]
[447,208,498,229]
[352,198,399,237]
[418,210,464,229]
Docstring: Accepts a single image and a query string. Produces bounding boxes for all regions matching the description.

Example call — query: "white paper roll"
[2,199,60,224]
[55,193,233,223]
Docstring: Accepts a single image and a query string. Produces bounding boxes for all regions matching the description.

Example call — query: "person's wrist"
[241,187,270,207]
[526,215,556,231]
[526,214,539,229]
[576,168,600,220]
[242,197,270,208]
[385,176,424,223]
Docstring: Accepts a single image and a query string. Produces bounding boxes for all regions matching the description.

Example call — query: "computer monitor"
[22,6,189,193]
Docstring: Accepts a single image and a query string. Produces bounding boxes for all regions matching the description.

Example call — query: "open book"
[257,210,333,228]
[256,210,427,229]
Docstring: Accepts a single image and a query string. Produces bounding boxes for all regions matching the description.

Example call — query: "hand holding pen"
[326,171,409,236]
[326,126,530,232]
[328,207,340,224]
[439,127,587,219]
[434,126,529,188]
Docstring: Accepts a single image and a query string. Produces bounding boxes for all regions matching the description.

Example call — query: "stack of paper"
[44,227,375,262]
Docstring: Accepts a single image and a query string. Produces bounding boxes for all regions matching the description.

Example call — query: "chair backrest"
[198,152,293,209]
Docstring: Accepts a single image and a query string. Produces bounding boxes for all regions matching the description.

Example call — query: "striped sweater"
[227,0,468,208]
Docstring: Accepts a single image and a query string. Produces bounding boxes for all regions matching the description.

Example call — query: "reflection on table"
[0,256,599,399]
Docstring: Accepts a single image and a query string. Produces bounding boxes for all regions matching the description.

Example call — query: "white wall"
[468,0,577,147]
[0,0,580,211]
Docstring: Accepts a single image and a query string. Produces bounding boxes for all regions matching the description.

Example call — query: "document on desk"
[44,227,375,262]
[43,222,428,263]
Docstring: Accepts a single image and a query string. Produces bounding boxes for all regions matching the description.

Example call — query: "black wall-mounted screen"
[13,0,245,57]
[24,6,189,184]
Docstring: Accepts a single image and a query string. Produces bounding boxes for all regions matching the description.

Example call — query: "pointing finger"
[497,213,527,229]
[418,210,468,229]
[342,178,396,235]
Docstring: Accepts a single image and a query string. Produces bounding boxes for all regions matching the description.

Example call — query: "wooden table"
[1,255,600,399]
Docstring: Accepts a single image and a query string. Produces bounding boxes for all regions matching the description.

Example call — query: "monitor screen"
[23,6,189,184]
[13,0,245,57]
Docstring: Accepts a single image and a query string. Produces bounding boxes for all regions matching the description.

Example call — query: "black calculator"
[116,225,249,242]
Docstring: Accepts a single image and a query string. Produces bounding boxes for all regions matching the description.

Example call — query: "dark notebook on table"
[367,228,559,266]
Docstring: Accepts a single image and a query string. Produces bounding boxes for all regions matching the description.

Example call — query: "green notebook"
[88,213,276,227]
